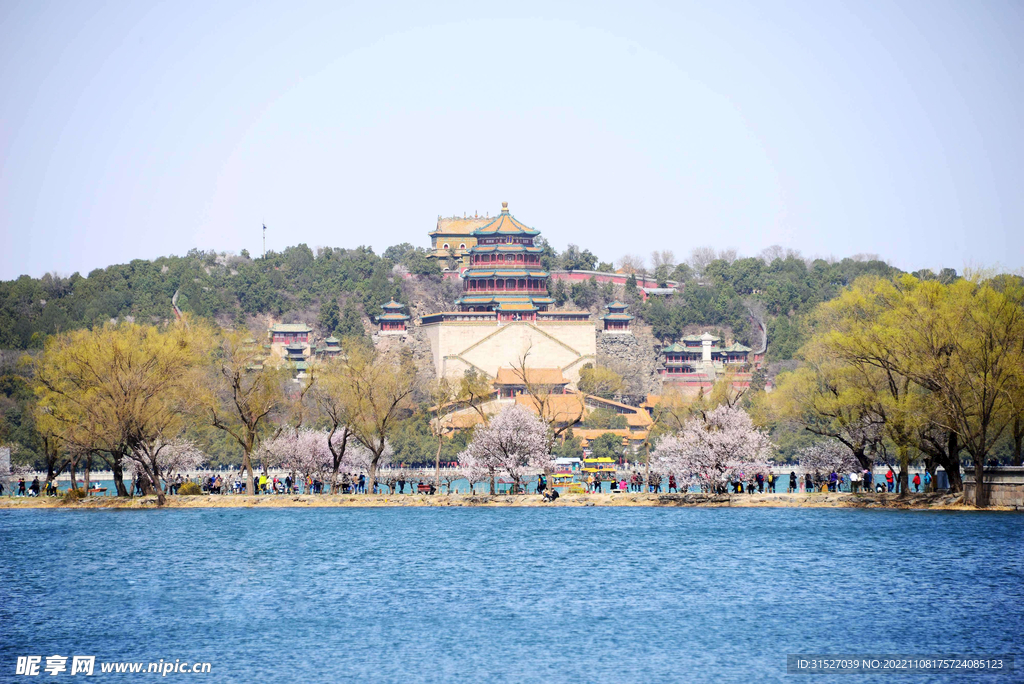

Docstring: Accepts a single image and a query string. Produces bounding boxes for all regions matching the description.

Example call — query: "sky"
[1,0,1022,280]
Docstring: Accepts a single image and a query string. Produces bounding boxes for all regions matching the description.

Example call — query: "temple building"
[426,213,493,271]
[659,332,752,379]
[493,368,569,399]
[600,302,633,333]
[269,323,311,345]
[377,300,410,335]
[454,202,561,321]
[420,202,595,382]
[316,336,342,358]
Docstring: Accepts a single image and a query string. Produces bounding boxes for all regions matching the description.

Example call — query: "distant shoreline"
[1,491,1018,511]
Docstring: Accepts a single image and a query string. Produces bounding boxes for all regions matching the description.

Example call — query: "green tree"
[336,301,365,340]
[318,297,341,335]
[590,432,624,461]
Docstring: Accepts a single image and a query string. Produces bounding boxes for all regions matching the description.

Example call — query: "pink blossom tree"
[124,439,205,492]
[258,429,335,489]
[798,440,862,477]
[458,405,552,494]
[652,405,773,492]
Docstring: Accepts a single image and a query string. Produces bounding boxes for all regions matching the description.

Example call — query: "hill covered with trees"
[0,240,957,361]
[0,239,970,469]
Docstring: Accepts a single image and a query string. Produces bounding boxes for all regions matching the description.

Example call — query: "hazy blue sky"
[2,0,1022,280]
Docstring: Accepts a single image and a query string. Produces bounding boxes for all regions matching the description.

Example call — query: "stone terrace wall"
[596,324,660,399]
[963,466,1024,507]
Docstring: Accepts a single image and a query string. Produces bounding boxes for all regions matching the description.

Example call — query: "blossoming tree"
[797,439,862,477]
[458,405,552,494]
[652,405,773,492]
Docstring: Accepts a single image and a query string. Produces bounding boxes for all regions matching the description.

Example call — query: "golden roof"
[431,216,492,236]
[626,412,653,428]
[472,203,540,236]
[495,368,567,386]
[515,394,586,423]
[441,412,486,430]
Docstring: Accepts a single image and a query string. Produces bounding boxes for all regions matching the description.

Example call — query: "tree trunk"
[435,436,442,491]
[242,450,255,495]
[851,447,872,473]
[644,442,650,495]
[972,452,988,507]
[110,455,129,497]
[1012,416,1023,467]
[368,454,379,495]
[943,431,963,493]
[327,428,349,494]
[924,457,938,494]
[83,455,92,497]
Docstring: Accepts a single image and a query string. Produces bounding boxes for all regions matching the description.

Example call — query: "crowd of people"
[6,465,940,498]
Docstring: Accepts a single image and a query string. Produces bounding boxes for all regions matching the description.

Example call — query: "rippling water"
[1,508,1021,683]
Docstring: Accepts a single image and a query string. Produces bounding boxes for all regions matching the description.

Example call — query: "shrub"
[178,481,203,496]
[62,488,87,503]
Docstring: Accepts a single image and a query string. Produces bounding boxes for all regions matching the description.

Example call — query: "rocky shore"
[1,491,1017,511]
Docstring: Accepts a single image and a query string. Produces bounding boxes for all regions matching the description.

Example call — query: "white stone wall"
[421,320,597,384]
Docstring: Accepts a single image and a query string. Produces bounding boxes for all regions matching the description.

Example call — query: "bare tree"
[759,245,785,264]
[687,247,717,278]
[717,248,738,264]
[617,254,646,275]
[510,347,585,452]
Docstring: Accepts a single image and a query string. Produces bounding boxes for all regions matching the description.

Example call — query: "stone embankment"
[2,491,1017,511]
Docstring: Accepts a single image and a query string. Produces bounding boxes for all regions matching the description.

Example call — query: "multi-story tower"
[420,202,594,382]
[455,202,555,320]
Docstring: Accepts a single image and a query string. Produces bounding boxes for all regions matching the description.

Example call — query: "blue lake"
[1,508,1021,683]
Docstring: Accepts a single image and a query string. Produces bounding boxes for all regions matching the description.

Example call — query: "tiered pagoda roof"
[471,202,540,237]
[378,300,410,321]
[600,301,634,322]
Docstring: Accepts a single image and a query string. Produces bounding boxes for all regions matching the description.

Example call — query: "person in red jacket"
[886,467,895,492]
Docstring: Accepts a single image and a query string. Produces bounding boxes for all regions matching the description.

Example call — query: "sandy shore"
[0,491,1017,511]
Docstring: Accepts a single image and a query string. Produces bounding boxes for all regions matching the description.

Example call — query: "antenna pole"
[262,223,266,258]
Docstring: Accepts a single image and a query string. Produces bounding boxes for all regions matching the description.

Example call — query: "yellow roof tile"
[495,368,567,386]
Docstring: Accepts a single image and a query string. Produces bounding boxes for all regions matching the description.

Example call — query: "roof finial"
[501,201,509,214]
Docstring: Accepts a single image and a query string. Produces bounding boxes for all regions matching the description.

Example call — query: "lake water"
[1,508,1021,683]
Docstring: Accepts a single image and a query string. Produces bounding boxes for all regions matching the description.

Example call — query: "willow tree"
[766,359,883,474]
[337,340,416,494]
[199,330,288,495]
[34,320,207,504]
[785,274,1024,503]
[310,357,355,493]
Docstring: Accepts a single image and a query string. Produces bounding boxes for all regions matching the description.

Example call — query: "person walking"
[668,474,677,493]
[804,472,813,493]
[789,471,797,493]
[923,470,932,492]
[17,477,26,496]
[885,467,895,493]
[756,472,764,493]
[864,469,873,492]
[912,472,921,492]
[850,470,860,493]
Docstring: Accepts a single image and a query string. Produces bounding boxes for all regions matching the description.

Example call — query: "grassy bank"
[0,491,1015,511]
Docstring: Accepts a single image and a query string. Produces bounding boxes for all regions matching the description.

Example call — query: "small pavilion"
[378,300,410,335]
[600,302,633,333]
